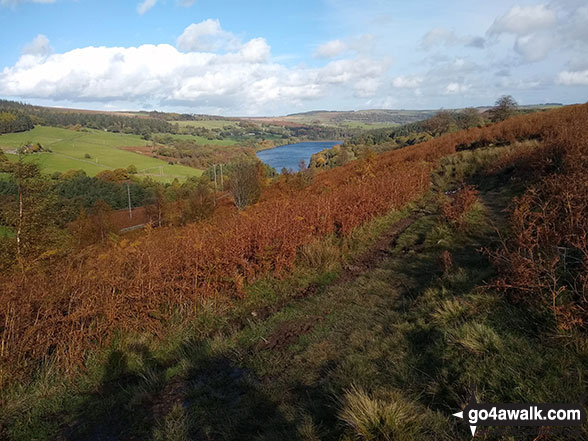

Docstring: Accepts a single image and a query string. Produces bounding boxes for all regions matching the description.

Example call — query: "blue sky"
[0,0,587,115]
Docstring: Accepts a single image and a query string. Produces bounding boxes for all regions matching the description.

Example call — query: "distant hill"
[281,109,439,127]
[280,104,564,128]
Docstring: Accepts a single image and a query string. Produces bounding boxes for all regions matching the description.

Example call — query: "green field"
[0,127,202,182]
[337,121,399,129]
[172,119,242,130]
[169,133,240,146]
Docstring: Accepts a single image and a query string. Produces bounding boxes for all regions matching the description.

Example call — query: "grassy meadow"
[336,121,399,129]
[0,126,202,181]
[169,133,240,146]
[172,119,242,130]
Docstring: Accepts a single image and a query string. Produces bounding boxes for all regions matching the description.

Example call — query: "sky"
[0,0,587,115]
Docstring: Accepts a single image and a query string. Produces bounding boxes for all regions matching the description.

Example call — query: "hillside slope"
[0,126,202,181]
[1,104,587,441]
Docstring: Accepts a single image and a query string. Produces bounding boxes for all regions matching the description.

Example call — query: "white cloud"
[177,19,240,52]
[421,28,459,49]
[178,0,195,6]
[0,28,386,114]
[137,0,157,15]
[486,3,588,63]
[237,38,271,63]
[514,33,555,62]
[314,39,346,58]
[421,28,485,50]
[348,34,376,54]
[22,34,53,56]
[488,4,557,36]
[556,69,588,85]
[444,82,469,95]
[354,77,380,98]
[391,75,423,88]
[317,57,385,85]
[428,57,479,77]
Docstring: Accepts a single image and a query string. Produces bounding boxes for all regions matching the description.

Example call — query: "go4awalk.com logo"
[453,392,586,437]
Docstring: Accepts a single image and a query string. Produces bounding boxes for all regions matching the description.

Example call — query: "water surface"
[257,141,342,172]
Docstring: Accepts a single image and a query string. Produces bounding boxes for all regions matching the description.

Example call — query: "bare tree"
[230,161,263,210]
[492,95,518,122]
[458,107,484,129]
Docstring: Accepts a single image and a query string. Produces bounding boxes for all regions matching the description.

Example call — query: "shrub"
[489,104,588,330]
[491,173,588,330]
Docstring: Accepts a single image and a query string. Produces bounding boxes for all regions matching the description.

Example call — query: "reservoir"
[257,141,342,172]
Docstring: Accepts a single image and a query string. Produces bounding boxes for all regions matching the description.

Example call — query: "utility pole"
[127,183,132,219]
[219,163,224,190]
[213,164,218,206]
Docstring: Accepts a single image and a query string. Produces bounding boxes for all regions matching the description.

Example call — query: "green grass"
[337,121,399,129]
[0,127,202,182]
[168,133,240,146]
[172,120,242,130]
[0,225,15,238]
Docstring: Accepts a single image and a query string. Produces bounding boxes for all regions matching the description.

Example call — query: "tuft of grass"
[296,415,323,441]
[338,386,421,441]
[153,404,190,441]
[424,223,454,248]
[442,267,472,293]
[298,238,341,272]
[432,298,469,327]
[459,200,489,233]
[454,322,503,356]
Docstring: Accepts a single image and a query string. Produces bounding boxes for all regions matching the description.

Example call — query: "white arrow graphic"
[452,411,477,437]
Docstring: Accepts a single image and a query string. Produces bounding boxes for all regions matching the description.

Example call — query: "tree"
[458,108,484,129]
[181,179,215,224]
[230,161,263,210]
[423,111,457,136]
[91,199,115,243]
[0,154,65,269]
[126,164,138,174]
[492,95,518,122]
[335,147,352,166]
